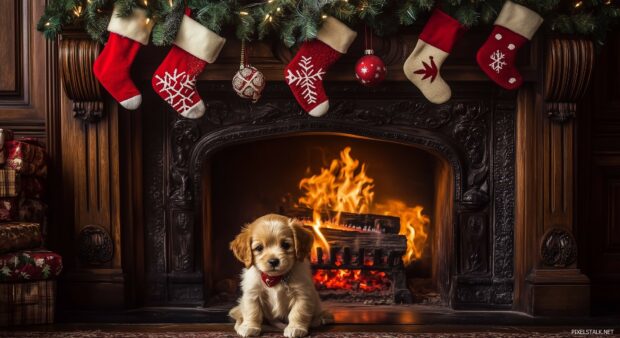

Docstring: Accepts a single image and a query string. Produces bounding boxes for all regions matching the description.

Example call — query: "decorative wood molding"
[59,35,104,123]
[544,38,595,123]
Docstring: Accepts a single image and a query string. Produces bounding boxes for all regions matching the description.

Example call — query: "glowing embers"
[313,269,391,293]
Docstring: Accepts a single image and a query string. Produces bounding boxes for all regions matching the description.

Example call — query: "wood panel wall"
[0,1,58,142]
[578,33,620,313]
[0,0,61,251]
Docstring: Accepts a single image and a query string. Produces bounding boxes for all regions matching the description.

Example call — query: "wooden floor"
[53,303,620,327]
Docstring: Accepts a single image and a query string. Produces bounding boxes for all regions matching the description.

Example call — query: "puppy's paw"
[235,324,261,337]
[284,325,308,338]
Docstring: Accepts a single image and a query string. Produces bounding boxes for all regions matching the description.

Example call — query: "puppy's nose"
[268,258,280,267]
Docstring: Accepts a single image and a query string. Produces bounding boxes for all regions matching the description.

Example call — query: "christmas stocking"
[403,9,466,104]
[152,9,226,119]
[476,1,543,90]
[93,6,154,110]
[284,17,357,117]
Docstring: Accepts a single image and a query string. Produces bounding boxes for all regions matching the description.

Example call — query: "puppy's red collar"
[261,272,286,287]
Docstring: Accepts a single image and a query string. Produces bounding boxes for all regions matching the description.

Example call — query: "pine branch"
[36,0,620,46]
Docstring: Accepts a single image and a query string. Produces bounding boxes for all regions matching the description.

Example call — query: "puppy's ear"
[230,226,252,268]
[289,218,314,261]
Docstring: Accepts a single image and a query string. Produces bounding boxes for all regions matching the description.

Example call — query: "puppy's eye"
[281,241,291,250]
[253,244,263,253]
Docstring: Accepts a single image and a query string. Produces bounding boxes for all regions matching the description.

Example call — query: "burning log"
[287,207,401,234]
[297,220,412,304]
[304,226,407,269]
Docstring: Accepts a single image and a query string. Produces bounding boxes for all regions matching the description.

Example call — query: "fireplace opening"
[204,134,454,308]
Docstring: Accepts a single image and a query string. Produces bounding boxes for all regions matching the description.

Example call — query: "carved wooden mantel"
[55,30,594,317]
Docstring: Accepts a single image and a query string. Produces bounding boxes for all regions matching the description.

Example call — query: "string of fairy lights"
[38,0,620,46]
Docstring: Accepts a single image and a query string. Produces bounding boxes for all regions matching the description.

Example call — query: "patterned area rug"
[1,332,597,338]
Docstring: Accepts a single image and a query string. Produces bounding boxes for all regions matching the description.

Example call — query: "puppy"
[229,214,333,337]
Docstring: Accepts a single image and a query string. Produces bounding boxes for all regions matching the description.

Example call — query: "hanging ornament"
[355,26,387,87]
[232,40,266,102]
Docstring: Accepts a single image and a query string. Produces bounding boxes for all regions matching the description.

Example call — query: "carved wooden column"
[57,32,128,309]
[517,38,593,316]
[59,33,104,122]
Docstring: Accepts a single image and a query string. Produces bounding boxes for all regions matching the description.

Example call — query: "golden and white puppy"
[229,214,333,337]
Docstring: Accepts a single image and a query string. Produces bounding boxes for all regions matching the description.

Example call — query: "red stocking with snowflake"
[284,17,357,117]
[93,6,154,110]
[476,1,543,90]
[152,9,226,119]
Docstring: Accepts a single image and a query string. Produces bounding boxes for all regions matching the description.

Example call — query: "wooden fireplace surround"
[50,26,594,318]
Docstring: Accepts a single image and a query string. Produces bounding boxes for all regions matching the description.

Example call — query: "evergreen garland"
[38,0,620,47]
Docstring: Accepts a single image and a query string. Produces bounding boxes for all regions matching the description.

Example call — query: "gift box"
[0,169,20,197]
[0,280,55,325]
[0,250,62,282]
[4,140,47,178]
[0,128,14,166]
[0,198,18,222]
[18,198,47,223]
[0,223,42,254]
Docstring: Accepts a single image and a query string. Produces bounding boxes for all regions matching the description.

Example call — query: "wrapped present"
[5,140,47,178]
[0,280,56,325]
[0,169,20,197]
[0,198,18,222]
[21,177,45,199]
[0,223,42,254]
[0,128,14,166]
[18,198,47,223]
[0,250,62,282]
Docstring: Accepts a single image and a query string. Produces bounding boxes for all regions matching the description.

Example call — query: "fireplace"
[141,81,516,312]
[208,137,445,305]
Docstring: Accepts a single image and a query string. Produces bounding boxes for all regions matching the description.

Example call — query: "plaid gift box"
[0,169,20,198]
[0,129,14,166]
[5,140,47,178]
[0,250,62,282]
[0,223,42,254]
[0,198,18,222]
[0,280,55,325]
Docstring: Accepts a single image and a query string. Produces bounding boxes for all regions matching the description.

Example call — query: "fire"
[298,147,374,223]
[298,147,430,266]
[313,269,390,293]
[375,200,429,265]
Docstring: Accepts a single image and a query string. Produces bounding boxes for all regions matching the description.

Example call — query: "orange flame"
[298,147,430,266]
[374,201,429,265]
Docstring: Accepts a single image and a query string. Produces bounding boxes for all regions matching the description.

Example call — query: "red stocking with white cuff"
[284,17,357,117]
[152,9,226,119]
[476,1,543,90]
[93,6,153,110]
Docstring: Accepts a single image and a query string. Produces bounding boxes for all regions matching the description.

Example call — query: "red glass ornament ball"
[355,51,387,87]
